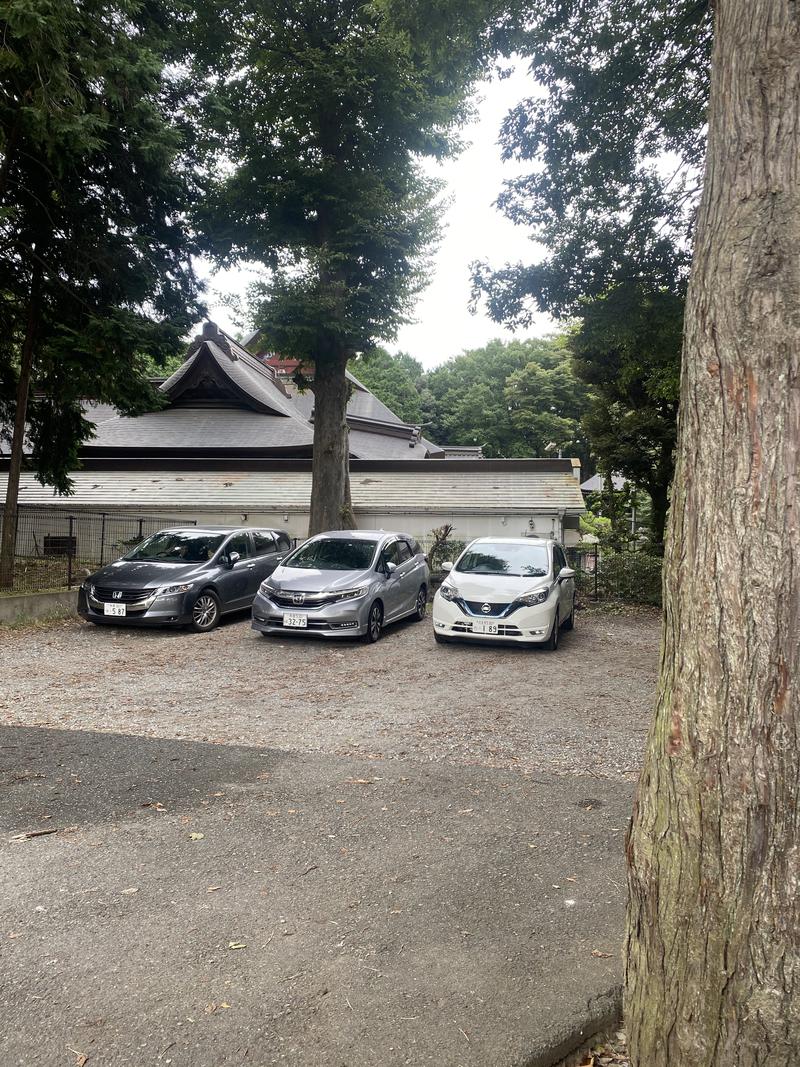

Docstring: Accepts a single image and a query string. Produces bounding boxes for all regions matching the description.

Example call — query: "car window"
[277,533,292,551]
[455,542,549,577]
[283,537,378,570]
[125,531,225,563]
[253,530,277,555]
[554,545,567,572]
[225,532,251,559]
[396,541,413,563]
[381,540,402,566]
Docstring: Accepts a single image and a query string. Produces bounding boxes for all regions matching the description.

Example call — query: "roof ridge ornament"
[200,320,235,360]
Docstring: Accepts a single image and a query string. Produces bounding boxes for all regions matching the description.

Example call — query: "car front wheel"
[191,591,221,633]
[362,601,383,643]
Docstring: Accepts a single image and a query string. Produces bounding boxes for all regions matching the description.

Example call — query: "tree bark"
[0,268,41,590]
[308,351,356,535]
[625,4,800,1065]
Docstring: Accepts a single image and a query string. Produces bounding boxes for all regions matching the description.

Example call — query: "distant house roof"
[580,473,627,493]
[5,459,585,514]
[72,322,443,461]
[441,445,484,459]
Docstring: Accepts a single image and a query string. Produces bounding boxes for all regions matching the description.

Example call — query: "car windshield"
[125,531,225,564]
[283,538,378,571]
[455,543,549,578]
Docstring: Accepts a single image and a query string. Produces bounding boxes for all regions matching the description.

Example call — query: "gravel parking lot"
[1,607,660,781]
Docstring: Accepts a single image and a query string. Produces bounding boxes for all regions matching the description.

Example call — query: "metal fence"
[0,507,197,594]
[566,544,663,606]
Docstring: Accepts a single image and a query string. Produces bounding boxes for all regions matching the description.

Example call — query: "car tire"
[362,601,383,643]
[543,609,560,651]
[433,630,450,644]
[412,586,427,621]
[191,590,221,633]
[562,597,576,631]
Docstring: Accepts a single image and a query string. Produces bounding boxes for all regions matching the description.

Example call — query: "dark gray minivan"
[78,526,291,632]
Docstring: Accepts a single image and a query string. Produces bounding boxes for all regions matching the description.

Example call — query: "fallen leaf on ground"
[207,886,221,893]
[189,832,205,841]
[228,942,246,950]
[591,949,613,958]
[9,829,59,841]
[121,887,138,895]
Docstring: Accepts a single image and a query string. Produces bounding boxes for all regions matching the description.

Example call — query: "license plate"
[471,620,498,635]
[104,603,127,617]
[283,612,308,628]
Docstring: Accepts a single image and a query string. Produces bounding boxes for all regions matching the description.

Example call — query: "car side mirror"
[558,566,575,582]
[384,560,398,576]
[227,551,241,569]
[441,561,453,573]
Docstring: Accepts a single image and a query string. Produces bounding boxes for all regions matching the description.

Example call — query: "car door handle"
[245,564,256,569]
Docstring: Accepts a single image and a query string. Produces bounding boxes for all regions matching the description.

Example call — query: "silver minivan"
[251,530,430,642]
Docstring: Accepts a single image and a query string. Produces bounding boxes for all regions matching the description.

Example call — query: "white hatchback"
[432,537,576,650]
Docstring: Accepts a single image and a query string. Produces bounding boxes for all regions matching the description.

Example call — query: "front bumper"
[251,590,370,639]
[431,595,556,644]
[77,587,194,628]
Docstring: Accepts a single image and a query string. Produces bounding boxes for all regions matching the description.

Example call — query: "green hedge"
[595,550,663,606]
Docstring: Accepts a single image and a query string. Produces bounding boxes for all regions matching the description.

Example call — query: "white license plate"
[104,603,127,617]
[283,612,308,628]
[471,620,499,635]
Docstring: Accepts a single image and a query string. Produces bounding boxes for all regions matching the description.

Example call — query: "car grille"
[92,586,153,603]
[462,600,512,617]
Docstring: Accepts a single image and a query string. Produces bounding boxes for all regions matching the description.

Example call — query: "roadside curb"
[523,984,622,1067]
[0,589,76,626]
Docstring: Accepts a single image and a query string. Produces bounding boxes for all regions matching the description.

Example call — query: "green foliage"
[571,285,682,547]
[192,0,515,366]
[473,0,712,322]
[596,550,663,607]
[421,336,589,459]
[468,4,710,547]
[351,348,424,424]
[425,525,466,572]
[0,0,201,492]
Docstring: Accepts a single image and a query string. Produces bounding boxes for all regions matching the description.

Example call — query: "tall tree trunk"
[625,4,800,1066]
[308,351,356,535]
[0,269,41,590]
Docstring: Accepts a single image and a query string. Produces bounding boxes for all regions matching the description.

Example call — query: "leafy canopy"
[474,0,712,323]
[192,0,521,364]
[351,349,424,424]
[0,0,201,491]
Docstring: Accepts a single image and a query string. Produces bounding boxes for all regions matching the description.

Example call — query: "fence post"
[100,513,106,566]
[594,543,599,600]
[67,516,74,589]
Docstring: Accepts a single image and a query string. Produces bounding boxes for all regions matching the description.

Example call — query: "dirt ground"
[0,606,660,782]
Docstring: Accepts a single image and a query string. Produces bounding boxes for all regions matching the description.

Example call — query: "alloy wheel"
[192,593,219,632]
[414,587,427,621]
[363,602,383,643]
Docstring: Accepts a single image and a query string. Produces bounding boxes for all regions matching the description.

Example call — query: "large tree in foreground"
[193,0,515,534]
[0,0,200,587]
[625,2,799,1063]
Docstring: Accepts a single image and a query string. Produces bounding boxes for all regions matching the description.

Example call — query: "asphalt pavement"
[0,725,629,1066]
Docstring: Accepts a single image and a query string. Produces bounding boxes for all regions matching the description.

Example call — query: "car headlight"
[439,583,459,602]
[515,586,550,606]
[260,578,279,596]
[156,583,194,598]
[82,582,94,595]
[331,586,368,602]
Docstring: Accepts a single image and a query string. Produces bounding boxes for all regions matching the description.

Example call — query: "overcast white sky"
[201,63,555,369]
